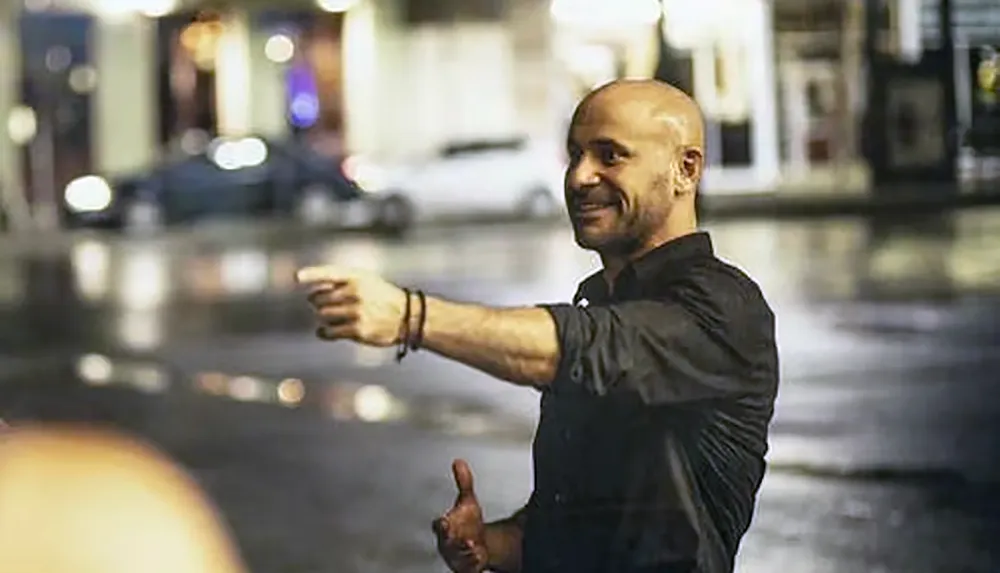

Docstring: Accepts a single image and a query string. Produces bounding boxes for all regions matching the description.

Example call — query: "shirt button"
[570,361,584,382]
[554,492,565,504]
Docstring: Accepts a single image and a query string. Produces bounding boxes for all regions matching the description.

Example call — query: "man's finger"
[316,324,355,341]
[452,459,476,502]
[318,305,358,326]
[452,552,482,572]
[307,281,348,298]
[296,266,357,286]
[309,288,358,308]
[432,516,448,537]
[433,515,470,547]
[438,538,482,571]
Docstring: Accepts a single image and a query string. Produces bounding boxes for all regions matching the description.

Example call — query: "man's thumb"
[451,458,476,501]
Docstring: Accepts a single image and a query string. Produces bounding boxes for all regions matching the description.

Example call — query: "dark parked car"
[62,136,414,235]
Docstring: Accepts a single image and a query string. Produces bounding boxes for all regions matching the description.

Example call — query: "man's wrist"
[483,524,501,571]
[482,519,523,573]
[395,287,428,353]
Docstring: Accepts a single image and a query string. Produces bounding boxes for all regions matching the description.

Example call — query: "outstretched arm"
[420,298,559,388]
[298,265,774,404]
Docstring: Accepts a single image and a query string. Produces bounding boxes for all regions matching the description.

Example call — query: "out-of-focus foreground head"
[0,425,246,573]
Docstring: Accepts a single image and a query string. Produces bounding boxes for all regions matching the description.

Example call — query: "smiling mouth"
[573,202,617,215]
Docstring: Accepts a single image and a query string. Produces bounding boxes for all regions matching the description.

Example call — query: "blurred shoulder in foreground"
[0,424,247,573]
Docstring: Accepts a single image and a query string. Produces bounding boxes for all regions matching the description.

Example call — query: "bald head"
[576,79,705,152]
[564,79,705,262]
[0,425,246,573]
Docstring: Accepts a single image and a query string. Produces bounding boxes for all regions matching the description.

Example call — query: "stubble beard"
[572,205,658,259]
[571,174,674,258]
[575,205,675,265]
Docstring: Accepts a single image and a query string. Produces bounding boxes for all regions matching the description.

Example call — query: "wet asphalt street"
[1,211,999,573]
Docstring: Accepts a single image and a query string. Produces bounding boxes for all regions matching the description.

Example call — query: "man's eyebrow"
[565,136,634,155]
[590,137,634,154]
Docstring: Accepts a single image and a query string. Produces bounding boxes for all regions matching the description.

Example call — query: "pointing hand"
[296,265,407,347]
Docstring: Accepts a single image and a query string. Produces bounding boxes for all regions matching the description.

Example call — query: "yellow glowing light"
[277,378,306,406]
[977,52,998,92]
[6,106,37,146]
[215,17,252,136]
[180,21,225,71]
[353,384,393,422]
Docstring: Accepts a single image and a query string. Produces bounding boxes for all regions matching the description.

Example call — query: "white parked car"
[342,137,565,223]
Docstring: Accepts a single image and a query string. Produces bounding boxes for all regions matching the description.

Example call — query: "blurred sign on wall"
[966,44,999,153]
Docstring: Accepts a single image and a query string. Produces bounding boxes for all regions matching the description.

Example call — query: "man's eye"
[599,148,622,165]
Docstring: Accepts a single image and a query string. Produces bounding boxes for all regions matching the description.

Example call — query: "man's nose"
[566,160,601,191]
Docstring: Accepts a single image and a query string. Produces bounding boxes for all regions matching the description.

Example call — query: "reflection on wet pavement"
[73,353,535,443]
[2,212,998,315]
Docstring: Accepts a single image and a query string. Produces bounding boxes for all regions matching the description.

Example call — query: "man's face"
[564,100,675,256]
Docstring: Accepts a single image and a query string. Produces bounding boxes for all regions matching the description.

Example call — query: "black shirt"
[526,231,779,573]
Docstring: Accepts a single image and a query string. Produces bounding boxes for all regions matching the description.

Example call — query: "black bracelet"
[396,287,412,362]
[411,289,427,351]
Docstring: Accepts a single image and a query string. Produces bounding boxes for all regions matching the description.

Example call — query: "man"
[297,79,779,573]
[0,424,247,573]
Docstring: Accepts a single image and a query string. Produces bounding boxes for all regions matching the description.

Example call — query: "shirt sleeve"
[538,277,775,405]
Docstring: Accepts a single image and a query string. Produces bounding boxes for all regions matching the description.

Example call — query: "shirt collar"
[573,232,714,304]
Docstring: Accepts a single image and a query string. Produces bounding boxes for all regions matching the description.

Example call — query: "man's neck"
[599,222,699,288]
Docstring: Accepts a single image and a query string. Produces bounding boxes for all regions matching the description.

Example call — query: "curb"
[700,188,1000,220]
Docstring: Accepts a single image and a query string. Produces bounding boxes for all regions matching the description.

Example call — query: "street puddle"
[72,353,533,442]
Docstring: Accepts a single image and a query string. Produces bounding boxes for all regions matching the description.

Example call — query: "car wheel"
[295,185,339,227]
[123,197,163,235]
[519,188,558,219]
[373,193,413,237]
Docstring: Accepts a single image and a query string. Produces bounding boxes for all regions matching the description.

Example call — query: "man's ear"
[675,147,704,197]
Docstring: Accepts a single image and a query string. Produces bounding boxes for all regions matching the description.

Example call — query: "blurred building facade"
[1,0,998,230]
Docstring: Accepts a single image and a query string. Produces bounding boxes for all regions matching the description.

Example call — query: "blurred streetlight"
[264,33,295,64]
[315,0,358,13]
